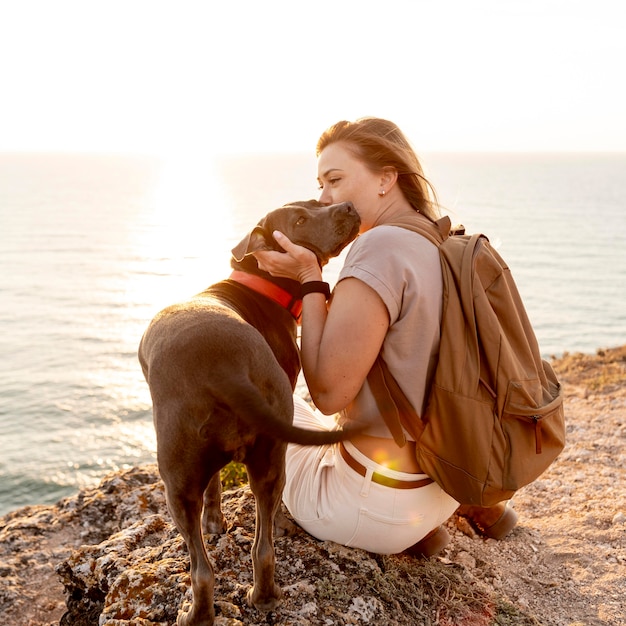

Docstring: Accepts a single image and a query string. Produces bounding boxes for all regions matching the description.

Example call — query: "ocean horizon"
[1,151,625,516]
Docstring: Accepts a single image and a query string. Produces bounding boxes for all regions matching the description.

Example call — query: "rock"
[0,465,167,625]
[455,550,476,569]
[0,465,538,626]
[612,511,626,525]
[4,347,626,625]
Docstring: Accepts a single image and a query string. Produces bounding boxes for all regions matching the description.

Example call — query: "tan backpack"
[368,214,565,506]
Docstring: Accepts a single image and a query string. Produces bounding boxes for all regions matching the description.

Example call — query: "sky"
[1,0,625,156]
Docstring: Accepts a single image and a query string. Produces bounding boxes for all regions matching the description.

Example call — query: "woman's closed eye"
[318,177,341,190]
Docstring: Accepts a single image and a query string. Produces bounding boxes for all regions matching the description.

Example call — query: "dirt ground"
[0,346,624,625]
[440,345,626,625]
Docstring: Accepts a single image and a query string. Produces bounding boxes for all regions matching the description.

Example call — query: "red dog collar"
[229,270,303,321]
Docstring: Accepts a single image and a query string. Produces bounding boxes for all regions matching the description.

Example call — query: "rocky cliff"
[1,347,625,625]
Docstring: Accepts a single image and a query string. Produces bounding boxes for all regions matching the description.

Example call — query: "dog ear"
[231,226,272,261]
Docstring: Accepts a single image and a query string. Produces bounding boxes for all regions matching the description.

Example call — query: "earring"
[378,189,386,197]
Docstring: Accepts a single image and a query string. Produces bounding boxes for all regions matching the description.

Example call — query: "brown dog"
[138,200,360,626]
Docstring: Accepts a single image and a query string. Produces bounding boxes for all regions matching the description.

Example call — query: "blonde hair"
[316,117,440,221]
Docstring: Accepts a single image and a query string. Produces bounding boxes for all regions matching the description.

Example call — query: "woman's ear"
[380,166,398,189]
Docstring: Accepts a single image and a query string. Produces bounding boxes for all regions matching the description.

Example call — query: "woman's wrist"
[298,266,323,284]
[300,281,331,299]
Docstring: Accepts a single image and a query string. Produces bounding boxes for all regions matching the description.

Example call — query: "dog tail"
[278,421,362,446]
[222,383,362,446]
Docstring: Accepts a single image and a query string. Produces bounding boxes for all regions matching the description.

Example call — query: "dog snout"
[332,201,360,229]
[332,201,355,214]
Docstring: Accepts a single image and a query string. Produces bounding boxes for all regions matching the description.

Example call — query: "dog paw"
[274,508,297,537]
[202,513,227,536]
[246,585,282,612]
[176,600,216,626]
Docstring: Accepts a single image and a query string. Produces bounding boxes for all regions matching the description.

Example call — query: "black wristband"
[300,281,331,299]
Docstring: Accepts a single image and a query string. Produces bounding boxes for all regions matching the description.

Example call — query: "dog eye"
[296,217,306,226]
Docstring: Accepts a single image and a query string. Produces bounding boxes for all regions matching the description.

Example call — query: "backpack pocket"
[500,374,565,492]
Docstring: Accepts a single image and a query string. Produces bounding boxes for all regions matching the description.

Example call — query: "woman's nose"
[318,187,332,205]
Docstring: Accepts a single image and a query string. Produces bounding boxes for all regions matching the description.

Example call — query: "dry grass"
[551,345,626,392]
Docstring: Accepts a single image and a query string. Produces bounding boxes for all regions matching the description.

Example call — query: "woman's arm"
[255,231,389,414]
[301,276,388,413]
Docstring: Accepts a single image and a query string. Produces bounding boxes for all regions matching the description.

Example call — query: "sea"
[1,151,625,517]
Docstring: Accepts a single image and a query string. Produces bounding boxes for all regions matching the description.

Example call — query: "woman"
[254,118,516,556]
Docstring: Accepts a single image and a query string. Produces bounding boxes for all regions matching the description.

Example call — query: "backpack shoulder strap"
[368,355,426,447]
[366,214,452,447]
[367,357,410,447]
[385,213,452,247]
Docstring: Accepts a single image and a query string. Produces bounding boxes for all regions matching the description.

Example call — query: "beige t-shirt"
[337,224,442,440]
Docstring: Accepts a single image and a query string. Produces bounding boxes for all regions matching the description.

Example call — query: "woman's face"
[317,142,382,232]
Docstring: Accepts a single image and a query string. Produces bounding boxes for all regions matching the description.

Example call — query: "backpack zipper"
[533,415,543,454]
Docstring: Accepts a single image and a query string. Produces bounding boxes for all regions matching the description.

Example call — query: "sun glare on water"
[97,154,242,466]
[137,155,239,305]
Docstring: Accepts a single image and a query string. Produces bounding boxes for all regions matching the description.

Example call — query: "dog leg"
[164,486,215,626]
[159,451,217,626]
[244,439,286,611]
[202,473,227,535]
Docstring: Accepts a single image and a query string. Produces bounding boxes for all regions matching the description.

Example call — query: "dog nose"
[336,201,355,214]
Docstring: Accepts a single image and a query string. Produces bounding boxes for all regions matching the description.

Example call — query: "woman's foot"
[457,502,518,540]
[405,525,451,558]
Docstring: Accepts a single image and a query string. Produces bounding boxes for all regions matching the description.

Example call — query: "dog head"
[231,200,361,265]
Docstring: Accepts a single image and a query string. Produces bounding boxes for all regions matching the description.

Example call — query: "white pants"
[283,395,459,555]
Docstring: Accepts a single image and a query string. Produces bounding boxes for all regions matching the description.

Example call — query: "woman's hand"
[257,232,389,416]
[254,231,323,283]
